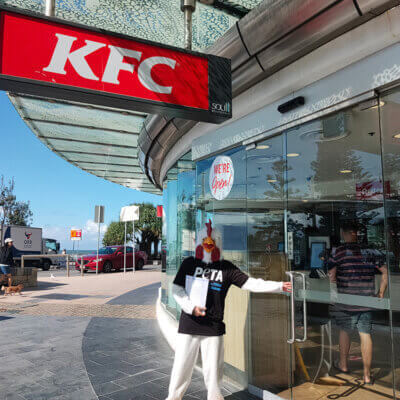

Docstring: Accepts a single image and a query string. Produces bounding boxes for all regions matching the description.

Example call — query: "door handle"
[285,271,295,344]
[295,272,307,343]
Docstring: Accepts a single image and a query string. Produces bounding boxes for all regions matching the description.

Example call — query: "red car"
[75,245,148,273]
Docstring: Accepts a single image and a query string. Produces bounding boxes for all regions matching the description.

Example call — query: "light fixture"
[287,153,300,157]
[367,100,385,110]
[257,144,270,150]
[393,133,400,139]
[302,199,309,203]
[267,179,277,183]
[340,169,352,174]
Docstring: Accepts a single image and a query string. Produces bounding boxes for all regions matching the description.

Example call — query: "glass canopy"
[2,0,263,194]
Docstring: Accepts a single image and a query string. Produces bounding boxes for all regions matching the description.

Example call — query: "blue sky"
[0,92,161,250]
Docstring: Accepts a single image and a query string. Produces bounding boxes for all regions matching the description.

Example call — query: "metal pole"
[80,256,84,277]
[124,221,127,274]
[21,255,24,270]
[181,0,196,50]
[45,0,55,17]
[66,254,70,277]
[132,220,135,274]
[96,221,100,275]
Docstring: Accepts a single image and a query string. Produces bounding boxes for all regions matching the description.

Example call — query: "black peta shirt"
[173,256,249,336]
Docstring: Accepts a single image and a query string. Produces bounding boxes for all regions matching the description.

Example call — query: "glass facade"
[161,86,400,399]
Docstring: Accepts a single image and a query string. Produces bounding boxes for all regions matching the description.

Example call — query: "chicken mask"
[195,220,221,263]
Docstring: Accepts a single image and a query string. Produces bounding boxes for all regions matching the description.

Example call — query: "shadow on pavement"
[29,281,67,291]
[0,315,14,322]
[32,293,90,300]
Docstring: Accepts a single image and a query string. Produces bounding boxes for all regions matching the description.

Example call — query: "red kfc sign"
[0,8,231,123]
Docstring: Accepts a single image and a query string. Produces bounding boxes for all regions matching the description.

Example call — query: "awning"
[2,0,263,194]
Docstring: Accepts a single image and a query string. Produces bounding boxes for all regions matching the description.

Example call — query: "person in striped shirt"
[328,222,388,385]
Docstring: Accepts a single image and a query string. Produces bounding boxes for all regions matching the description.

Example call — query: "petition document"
[185,276,209,308]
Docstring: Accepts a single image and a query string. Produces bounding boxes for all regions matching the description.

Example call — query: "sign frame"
[70,229,82,241]
[0,6,232,123]
[120,205,140,222]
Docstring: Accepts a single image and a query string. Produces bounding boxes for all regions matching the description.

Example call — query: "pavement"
[0,266,256,400]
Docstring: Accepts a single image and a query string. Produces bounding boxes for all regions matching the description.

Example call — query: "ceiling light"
[267,179,277,183]
[302,200,309,203]
[367,100,385,110]
[393,133,400,139]
[287,153,300,157]
[257,144,270,150]
[340,169,352,174]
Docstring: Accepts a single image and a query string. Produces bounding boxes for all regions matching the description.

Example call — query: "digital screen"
[310,242,326,269]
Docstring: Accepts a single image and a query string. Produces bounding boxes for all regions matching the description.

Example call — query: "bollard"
[21,255,24,270]
[66,254,70,277]
[80,256,84,277]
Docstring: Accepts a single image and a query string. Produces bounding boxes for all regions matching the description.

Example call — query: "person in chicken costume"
[166,220,291,400]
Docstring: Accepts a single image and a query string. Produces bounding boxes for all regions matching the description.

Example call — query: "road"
[38,263,161,278]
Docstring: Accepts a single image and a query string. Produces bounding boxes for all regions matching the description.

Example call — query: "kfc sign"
[0,8,231,123]
[209,156,234,200]
[70,229,82,241]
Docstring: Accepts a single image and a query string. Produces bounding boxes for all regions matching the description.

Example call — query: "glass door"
[246,134,292,398]
[285,106,395,400]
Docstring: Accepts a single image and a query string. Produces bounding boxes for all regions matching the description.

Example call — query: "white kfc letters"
[43,33,177,94]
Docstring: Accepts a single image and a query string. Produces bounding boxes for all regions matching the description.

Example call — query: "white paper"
[185,276,209,308]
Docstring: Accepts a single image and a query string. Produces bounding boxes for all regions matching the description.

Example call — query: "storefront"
[160,11,400,399]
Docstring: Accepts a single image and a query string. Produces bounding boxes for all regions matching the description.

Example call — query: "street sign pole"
[94,206,105,276]
[124,221,127,274]
[132,220,135,274]
[96,221,100,275]
[120,205,140,277]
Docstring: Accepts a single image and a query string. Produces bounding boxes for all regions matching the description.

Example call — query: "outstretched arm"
[241,277,291,293]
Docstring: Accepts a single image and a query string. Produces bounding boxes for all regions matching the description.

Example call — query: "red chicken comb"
[205,219,212,237]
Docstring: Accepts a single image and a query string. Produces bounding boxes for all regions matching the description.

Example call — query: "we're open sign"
[209,156,234,200]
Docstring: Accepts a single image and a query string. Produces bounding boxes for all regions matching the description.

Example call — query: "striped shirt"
[328,243,382,311]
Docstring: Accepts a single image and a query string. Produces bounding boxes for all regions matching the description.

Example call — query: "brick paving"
[0,270,256,400]
[0,303,156,318]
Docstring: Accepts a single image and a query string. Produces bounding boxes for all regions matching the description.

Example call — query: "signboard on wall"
[209,155,234,200]
[356,181,390,201]
[70,229,82,241]
[0,7,232,123]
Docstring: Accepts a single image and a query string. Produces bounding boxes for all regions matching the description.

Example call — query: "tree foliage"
[102,203,162,257]
[102,221,130,246]
[0,175,33,227]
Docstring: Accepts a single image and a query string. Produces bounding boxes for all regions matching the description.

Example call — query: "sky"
[0,92,162,250]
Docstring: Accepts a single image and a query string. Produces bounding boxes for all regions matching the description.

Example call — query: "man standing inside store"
[328,222,388,385]
[166,220,291,400]
[0,238,14,288]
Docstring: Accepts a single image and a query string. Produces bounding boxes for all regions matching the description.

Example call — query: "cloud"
[43,220,108,250]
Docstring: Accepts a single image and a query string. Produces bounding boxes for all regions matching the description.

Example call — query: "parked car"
[75,246,147,273]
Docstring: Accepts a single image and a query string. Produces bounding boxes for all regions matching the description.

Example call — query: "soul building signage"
[0,8,232,123]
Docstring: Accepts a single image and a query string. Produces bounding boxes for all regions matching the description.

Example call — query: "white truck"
[0,225,60,270]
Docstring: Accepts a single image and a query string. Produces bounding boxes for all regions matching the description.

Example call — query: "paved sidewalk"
[0,269,256,400]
